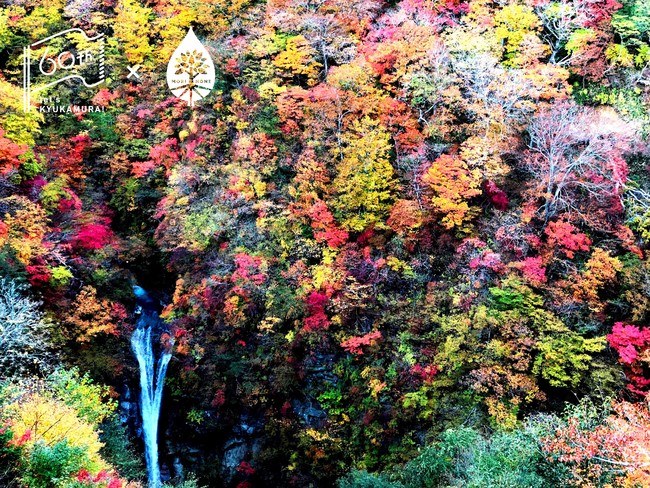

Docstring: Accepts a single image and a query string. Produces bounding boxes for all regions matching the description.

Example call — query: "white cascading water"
[131,285,173,488]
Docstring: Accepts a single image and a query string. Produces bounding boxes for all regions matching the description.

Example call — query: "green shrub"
[22,440,88,488]
[162,473,206,488]
[337,470,403,488]
[47,368,116,426]
[99,418,145,482]
[338,427,562,488]
[0,423,22,487]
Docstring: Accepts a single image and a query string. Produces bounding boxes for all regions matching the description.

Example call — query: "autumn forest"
[1,0,650,486]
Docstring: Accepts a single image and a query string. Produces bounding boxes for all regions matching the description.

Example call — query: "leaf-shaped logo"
[166,28,215,107]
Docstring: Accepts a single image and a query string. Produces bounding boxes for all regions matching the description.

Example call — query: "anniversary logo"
[166,28,215,107]
[23,28,105,113]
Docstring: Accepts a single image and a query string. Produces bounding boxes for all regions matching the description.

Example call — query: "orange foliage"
[542,401,650,487]
[421,154,481,229]
[572,248,623,311]
[63,286,118,342]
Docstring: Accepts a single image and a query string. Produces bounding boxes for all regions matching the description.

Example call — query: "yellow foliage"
[114,0,154,65]
[333,117,396,231]
[0,79,42,145]
[152,1,196,62]
[258,81,288,100]
[229,167,267,200]
[258,316,282,333]
[310,262,344,293]
[7,393,106,469]
[606,44,635,67]
[486,396,518,430]
[327,61,383,100]
[1,196,48,264]
[202,0,254,36]
[4,0,65,43]
[494,5,542,67]
[368,378,387,399]
[305,428,336,442]
[273,35,322,86]
[444,24,502,60]
[459,136,510,180]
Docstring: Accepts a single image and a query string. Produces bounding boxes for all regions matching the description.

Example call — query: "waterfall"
[131,286,173,488]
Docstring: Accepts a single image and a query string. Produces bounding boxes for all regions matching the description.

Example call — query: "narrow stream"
[132,285,173,488]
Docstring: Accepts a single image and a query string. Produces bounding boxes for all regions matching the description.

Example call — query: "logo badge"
[166,28,215,107]
[23,28,105,112]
